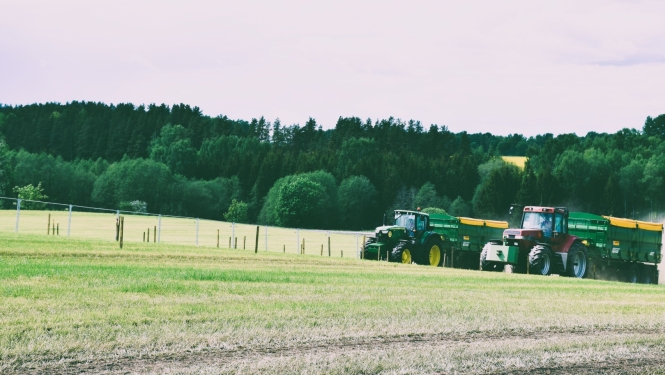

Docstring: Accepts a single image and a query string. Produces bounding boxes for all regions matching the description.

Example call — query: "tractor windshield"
[522,212,553,237]
[394,213,416,231]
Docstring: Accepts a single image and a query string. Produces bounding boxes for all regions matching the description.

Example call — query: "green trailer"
[363,210,508,267]
[429,214,508,269]
[568,212,662,283]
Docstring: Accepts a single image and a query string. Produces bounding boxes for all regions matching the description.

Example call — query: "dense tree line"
[0,102,664,229]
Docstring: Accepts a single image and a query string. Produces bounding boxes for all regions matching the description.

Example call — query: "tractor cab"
[394,210,429,238]
[505,206,570,252]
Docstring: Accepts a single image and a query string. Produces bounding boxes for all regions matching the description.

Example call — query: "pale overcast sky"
[1,0,664,136]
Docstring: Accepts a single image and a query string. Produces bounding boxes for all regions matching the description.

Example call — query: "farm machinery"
[363,210,446,266]
[481,206,662,283]
[481,206,589,277]
[363,209,509,267]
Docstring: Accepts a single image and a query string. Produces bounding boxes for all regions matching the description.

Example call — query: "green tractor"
[364,210,446,266]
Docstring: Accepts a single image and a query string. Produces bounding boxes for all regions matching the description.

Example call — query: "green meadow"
[1,232,665,374]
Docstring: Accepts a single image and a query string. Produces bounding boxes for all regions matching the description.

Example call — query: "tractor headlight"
[388,231,392,238]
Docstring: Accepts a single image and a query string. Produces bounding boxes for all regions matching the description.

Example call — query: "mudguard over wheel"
[480,243,505,272]
[390,242,413,264]
[528,245,553,276]
[418,237,443,267]
[566,242,588,278]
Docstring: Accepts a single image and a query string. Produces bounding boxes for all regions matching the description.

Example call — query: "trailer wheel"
[640,265,654,284]
[480,243,505,272]
[390,243,412,264]
[625,263,639,283]
[528,245,553,276]
[566,242,588,278]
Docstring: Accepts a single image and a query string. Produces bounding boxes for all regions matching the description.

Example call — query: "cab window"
[554,213,564,233]
[416,215,427,231]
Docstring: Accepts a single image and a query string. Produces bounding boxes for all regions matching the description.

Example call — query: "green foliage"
[415,181,450,212]
[274,177,326,228]
[472,159,521,219]
[2,102,665,224]
[449,196,471,217]
[643,114,665,137]
[149,124,197,177]
[224,199,249,223]
[421,207,448,215]
[258,170,338,227]
[13,182,48,209]
[0,136,8,200]
[338,175,378,230]
[119,200,147,213]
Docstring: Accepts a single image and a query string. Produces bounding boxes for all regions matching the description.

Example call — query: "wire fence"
[0,197,372,258]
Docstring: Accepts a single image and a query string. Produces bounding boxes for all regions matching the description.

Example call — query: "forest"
[0,101,664,230]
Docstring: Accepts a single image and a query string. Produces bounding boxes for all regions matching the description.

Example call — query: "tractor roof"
[524,206,568,214]
[394,210,428,216]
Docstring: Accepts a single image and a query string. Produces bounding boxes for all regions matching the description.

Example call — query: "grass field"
[0,209,369,257]
[2,232,665,374]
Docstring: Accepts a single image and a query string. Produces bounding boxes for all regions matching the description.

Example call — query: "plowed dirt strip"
[10,328,665,374]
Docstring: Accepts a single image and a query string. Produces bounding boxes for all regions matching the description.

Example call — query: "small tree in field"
[224,199,249,223]
[13,182,48,210]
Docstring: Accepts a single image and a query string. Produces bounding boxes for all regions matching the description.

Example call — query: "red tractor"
[481,206,589,278]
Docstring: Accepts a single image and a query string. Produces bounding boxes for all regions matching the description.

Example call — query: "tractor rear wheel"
[528,245,553,276]
[420,237,443,267]
[625,263,639,283]
[480,243,505,272]
[640,265,654,284]
[390,242,413,264]
[566,242,588,278]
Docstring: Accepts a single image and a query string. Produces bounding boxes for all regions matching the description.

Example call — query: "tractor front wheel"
[528,245,553,276]
[480,243,505,272]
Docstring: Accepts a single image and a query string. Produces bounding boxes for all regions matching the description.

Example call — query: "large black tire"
[528,245,553,276]
[390,242,413,264]
[363,237,377,259]
[640,265,655,284]
[625,263,639,283]
[566,242,588,278]
[417,237,443,267]
[480,243,505,272]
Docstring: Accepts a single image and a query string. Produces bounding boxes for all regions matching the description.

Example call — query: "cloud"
[594,55,665,67]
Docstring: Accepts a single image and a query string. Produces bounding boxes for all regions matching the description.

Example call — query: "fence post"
[328,235,331,257]
[217,229,220,248]
[15,199,21,233]
[67,204,72,237]
[255,226,259,253]
[196,218,199,246]
[119,216,124,249]
[154,225,156,242]
[157,214,161,243]
[48,214,51,235]
[362,235,366,259]
[147,228,150,243]
[116,210,120,241]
